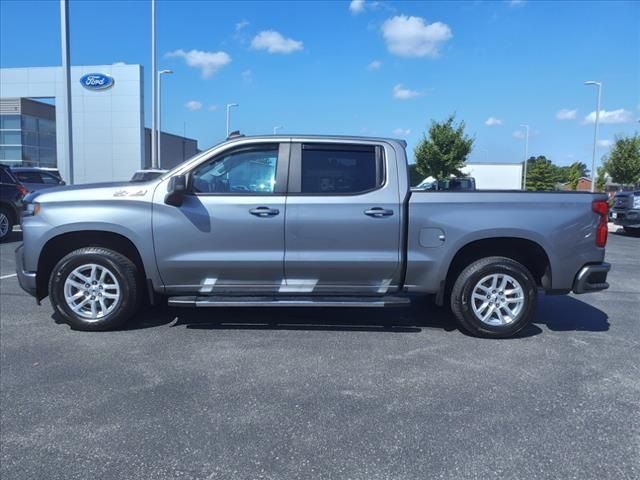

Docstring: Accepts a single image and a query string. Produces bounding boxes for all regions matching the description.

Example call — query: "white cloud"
[485,116,503,127]
[393,84,421,100]
[583,109,634,124]
[235,20,249,31]
[349,0,365,14]
[208,104,218,111]
[368,60,382,70]
[512,130,525,140]
[556,108,577,120]
[251,30,303,54]
[597,139,613,148]
[241,69,253,83]
[392,128,411,136]
[381,15,452,58]
[166,49,231,78]
[185,100,202,111]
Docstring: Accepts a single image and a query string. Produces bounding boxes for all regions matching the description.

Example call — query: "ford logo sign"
[79,73,114,90]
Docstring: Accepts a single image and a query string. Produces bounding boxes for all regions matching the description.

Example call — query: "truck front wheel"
[49,247,139,331]
[450,256,537,338]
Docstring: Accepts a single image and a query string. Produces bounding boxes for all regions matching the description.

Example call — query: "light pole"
[520,124,530,190]
[151,0,157,169]
[226,103,239,137]
[273,126,283,135]
[585,81,602,193]
[60,0,73,184]
[156,69,172,168]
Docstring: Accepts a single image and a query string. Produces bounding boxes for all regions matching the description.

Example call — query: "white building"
[0,64,197,184]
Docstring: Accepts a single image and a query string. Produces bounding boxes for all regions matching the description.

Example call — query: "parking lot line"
[0,273,17,280]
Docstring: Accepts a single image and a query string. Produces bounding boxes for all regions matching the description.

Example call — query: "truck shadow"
[124,294,609,338]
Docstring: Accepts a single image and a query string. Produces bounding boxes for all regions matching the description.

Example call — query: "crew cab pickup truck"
[16,135,611,338]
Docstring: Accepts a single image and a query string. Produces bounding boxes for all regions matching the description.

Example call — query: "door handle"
[249,206,280,217]
[364,207,394,217]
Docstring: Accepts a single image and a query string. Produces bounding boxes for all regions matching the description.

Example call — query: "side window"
[300,145,383,194]
[191,146,278,194]
[40,172,61,185]
[15,171,42,184]
[0,168,16,184]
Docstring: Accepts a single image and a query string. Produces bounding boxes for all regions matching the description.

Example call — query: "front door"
[283,142,402,295]
[153,142,289,294]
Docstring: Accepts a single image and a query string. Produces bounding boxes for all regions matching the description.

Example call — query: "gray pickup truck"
[16,135,611,338]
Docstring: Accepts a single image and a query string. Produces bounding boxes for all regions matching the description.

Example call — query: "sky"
[1,0,638,168]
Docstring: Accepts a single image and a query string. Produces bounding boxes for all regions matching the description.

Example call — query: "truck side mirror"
[165,174,187,207]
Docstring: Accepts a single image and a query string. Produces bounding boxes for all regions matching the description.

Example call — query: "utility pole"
[520,124,530,190]
[60,0,74,184]
[150,0,157,168]
[584,81,602,192]
[226,103,239,137]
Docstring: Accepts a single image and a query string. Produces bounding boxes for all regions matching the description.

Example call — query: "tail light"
[16,183,28,197]
[592,200,608,248]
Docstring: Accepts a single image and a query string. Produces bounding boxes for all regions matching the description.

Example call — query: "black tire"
[0,206,14,242]
[450,256,537,338]
[49,247,139,331]
[623,226,640,236]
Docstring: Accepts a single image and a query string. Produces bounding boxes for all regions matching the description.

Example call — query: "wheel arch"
[439,236,552,305]
[36,230,148,301]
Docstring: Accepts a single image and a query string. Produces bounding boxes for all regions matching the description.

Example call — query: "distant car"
[610,190,640,235]
[0,165,27,241]
[415,176,477,191]
[130,169,168,182]
[11,167,66,193]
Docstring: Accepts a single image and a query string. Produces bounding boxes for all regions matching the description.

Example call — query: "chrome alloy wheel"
[471,273,525,326]
[0,212,9,238]
[63,263,121,321]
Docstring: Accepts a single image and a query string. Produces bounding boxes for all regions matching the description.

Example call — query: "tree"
[414,114,474,180]
[408,163,423,186]
[595,165,608,192]
[567,162,590,190]
[525,155,557,191]
[602,134,640,186]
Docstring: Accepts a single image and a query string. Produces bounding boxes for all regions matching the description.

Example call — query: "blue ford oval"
[79,73,114,90]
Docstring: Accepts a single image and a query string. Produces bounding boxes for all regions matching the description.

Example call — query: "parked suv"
[610,190,640,235]
[0,165,27,241]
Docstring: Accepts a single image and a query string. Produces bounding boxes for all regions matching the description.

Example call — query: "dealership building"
[0,64,198,184]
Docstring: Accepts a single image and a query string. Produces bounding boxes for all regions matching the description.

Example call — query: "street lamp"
[151,0,157,169]
[584,81,602,193]
[157,69,173,168]
[226,103,239,137]
[273,126,283,135]
[520,124,530,190]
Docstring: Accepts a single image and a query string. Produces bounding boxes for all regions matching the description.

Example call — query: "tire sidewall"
[50,250,136,330]
[458,260,537,337]
[0,207,13,241]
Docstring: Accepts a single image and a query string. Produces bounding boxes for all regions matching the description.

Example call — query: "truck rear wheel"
[49,247,139,331]
[450,256,537,338]
[623,226,640,236]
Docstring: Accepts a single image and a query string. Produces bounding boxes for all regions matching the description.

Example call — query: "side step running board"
[167,295,411,308]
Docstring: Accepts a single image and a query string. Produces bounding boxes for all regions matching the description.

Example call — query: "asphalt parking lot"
[1,229,638,480]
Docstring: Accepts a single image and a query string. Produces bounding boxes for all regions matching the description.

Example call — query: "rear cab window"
[290,143,385,195]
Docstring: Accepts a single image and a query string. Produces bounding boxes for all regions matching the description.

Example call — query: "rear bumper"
[572,262,611,294]
[15,244,37,298]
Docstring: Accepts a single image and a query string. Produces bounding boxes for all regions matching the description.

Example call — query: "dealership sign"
[79,73,114,90]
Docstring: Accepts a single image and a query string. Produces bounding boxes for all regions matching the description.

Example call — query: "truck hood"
[26,181,157,204]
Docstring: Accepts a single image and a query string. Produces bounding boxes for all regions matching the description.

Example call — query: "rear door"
[283,141,402,294]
